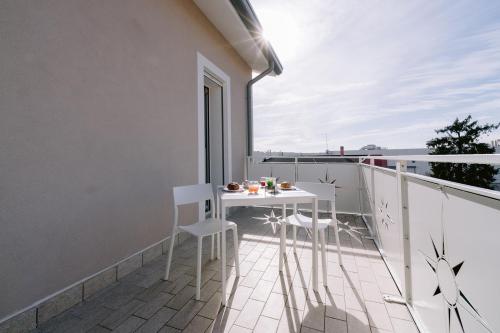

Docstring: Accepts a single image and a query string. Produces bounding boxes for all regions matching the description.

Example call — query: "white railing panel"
[328,163,361,214]
[360,165,375,232]
[296,163,334,212]
[327,163,360,188]
[360,164,405,291]
[297,163,360,213]
[407,177,500,333]
[269,164,296,183]
[335,187,361,214]
[373,168,405,291]
[297,163,328,183]
[247,161,271,181]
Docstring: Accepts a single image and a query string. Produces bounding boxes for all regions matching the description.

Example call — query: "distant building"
[360,144,382,150]
[492,139,500,148]
[340,147,430,175]
[255,146,499,189]
[256,147,430,174]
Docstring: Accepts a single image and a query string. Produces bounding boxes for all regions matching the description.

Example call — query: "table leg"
[217,194,221,260]
[312,197,318,291]
[216,192,220,220]
[221,201,227,306]
[279,204,287,272]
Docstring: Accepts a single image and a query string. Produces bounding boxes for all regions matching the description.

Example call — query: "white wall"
[0,0,251,319]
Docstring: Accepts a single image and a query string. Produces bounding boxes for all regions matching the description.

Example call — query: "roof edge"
[229,0,284,75]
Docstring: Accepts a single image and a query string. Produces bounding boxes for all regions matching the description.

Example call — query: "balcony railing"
[246,154,500,333]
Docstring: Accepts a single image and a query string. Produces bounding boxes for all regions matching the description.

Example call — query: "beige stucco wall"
[0,0,251,319]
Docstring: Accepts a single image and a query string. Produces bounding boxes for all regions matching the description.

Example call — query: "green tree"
[426,115,499,189]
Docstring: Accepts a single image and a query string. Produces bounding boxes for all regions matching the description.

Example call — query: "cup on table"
[266,177,276,190]
[248,181,260,194]
[260,177,267,187]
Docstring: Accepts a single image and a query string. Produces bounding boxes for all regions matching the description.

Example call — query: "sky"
[250,0,500,152]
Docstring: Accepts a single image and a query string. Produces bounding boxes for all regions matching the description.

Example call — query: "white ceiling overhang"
[193,0,279,75]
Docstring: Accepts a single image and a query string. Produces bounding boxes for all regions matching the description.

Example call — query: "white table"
[217,187,319,305]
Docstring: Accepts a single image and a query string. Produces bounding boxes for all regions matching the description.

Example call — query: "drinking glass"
[266,177,276,192]
[260,177,267,187]
[248,181,260,194]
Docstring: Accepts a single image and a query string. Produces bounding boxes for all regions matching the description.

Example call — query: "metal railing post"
[396,160,412,304]
[357,158,363,215]
[370,158,377,236]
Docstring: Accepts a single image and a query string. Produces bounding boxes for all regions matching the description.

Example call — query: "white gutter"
[246,62,274,156]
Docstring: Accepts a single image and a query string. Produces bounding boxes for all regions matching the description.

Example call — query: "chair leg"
[232,227,240,276]
[333,219,343,266]
[279,218,286,271]
[196,236,202,300]
[292,225,297,254]
[216,232,221,260]
[320,229,328,286]
[164,230,176,280]
[211,234,215,260]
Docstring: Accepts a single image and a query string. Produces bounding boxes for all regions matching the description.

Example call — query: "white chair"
[284,182,343,286]
[164,183,239,300]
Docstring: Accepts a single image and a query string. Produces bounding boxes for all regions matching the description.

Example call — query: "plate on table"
[222,187,245,193]
[278,185,297,191]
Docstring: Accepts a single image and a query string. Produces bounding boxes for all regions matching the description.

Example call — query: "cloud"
[250,0,500,152]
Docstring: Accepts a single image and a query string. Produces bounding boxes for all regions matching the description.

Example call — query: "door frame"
[197,52,232,219]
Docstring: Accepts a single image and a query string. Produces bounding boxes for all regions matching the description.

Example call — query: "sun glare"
[259,10,300,62]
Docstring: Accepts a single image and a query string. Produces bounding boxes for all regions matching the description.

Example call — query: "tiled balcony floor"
[32,207,418,333]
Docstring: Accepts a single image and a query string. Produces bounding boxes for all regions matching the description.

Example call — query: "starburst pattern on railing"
[419,191,491,333]
[318,169,336,184]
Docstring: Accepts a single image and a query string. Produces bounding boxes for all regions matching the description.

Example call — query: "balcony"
[13,154,500,333]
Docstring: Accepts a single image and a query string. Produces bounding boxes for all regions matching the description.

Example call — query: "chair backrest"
[170,184,215,231]
[295,181,336,217]
[295,181,335,203]
[173,183,214,207]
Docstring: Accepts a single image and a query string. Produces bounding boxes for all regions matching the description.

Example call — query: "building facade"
[0,0,281,327]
